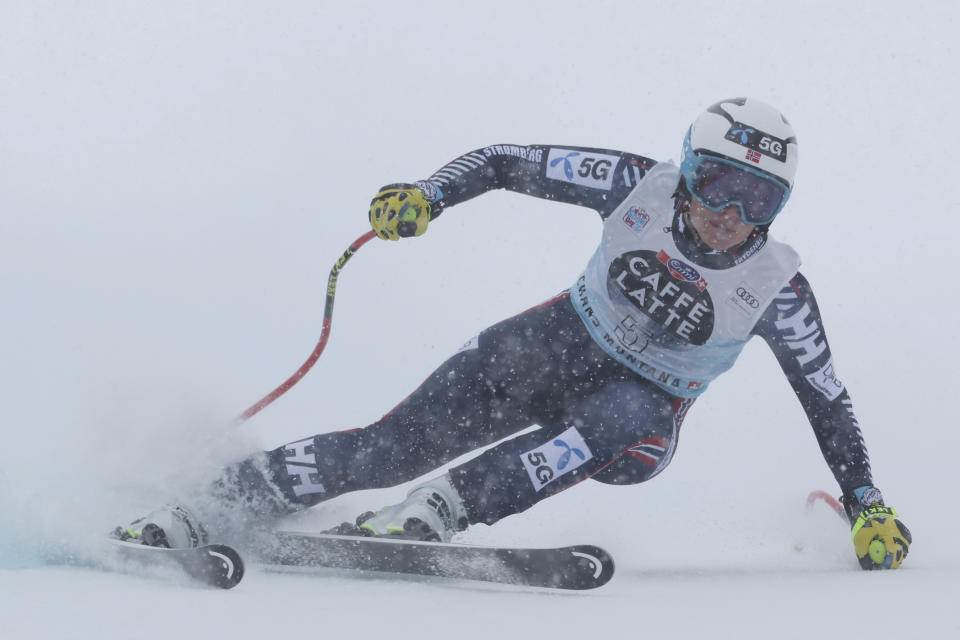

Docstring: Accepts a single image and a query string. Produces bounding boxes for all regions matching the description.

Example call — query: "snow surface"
[1,1,958,637]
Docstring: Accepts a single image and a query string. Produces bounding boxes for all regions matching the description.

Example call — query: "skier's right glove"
[847,491,911,570]
[368,182,443,241]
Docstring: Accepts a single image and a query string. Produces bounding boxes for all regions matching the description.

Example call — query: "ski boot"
[329,474,469,542]
[111,504,209,549]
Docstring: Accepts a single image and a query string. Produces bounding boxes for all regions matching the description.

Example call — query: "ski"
[107,539,245,589]
[254,531,614,590]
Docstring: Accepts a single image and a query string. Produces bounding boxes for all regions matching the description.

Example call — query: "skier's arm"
[415,144,658,218]
[368,145,656,240]
[751,273,873,497]
[753,281,913,571]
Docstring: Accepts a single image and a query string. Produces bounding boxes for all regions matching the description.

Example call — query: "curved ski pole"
[805,490,846,521]
[235,230,378,423]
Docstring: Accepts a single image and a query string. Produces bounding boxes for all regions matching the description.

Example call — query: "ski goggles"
[682,154,791,226]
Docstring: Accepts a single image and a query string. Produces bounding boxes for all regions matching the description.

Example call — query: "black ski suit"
[232,144,873,527]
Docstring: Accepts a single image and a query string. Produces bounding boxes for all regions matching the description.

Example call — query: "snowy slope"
[1,1,957,638]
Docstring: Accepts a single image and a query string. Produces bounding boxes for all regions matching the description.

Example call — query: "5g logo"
[546,148,618,188]
[520,427,594,491]
[577,157,612,181]
[526,452,554,484]
[758,136,783,157]
[726,125,787,161]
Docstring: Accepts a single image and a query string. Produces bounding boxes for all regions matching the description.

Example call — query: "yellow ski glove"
[851,504,912,570]
[369,183,437,241]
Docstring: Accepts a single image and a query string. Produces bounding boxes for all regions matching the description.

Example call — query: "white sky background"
[1,1,958,637]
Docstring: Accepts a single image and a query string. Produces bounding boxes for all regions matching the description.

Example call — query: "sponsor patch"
[728,281,763,316]
[656,250,708,291]
[607,249,715,345]
[805,357,845,401]
[482,145,543,162]
[724,122,788,162]
[546,148,618,190]
[521,426,593,491]
[622,207,651,233]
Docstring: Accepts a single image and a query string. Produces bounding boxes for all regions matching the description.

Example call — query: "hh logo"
[282,437,327,497]
[774,302,826,366]
[521,426,594,491]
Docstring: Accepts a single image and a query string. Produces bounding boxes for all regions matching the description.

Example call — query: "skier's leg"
[589,395,695,486]
[113,292,610,545]
[213,292,579,517]
[335,295,691,539]
[115,328,542,546]
[449,377,690,526]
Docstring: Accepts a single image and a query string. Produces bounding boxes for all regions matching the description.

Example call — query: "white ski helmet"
[680,98,798,225]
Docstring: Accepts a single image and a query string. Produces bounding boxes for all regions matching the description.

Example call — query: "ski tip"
[566,544,615,589]
[200,544,245,589]
[106,539,246,589]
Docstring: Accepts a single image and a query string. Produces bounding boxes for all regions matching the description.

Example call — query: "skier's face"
[686,198,754,251]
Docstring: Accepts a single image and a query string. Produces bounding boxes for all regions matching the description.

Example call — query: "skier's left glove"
[368,182,443,241]
[847,489,911,570]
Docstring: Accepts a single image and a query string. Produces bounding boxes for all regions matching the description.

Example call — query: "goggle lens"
[686,157,789,225]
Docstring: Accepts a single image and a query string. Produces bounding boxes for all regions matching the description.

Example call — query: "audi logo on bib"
[736,286,760,308]
[727,281,765,318]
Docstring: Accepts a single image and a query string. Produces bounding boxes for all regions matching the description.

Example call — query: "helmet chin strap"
[673,184,719,254]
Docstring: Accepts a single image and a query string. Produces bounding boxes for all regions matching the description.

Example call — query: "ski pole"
[235,230,378,423]
[805,490,846,520]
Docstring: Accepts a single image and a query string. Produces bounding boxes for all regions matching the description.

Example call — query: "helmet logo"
[723,122,788,162]
[729,127,755,144]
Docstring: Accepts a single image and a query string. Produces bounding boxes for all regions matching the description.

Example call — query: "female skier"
[116,98,910,570]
